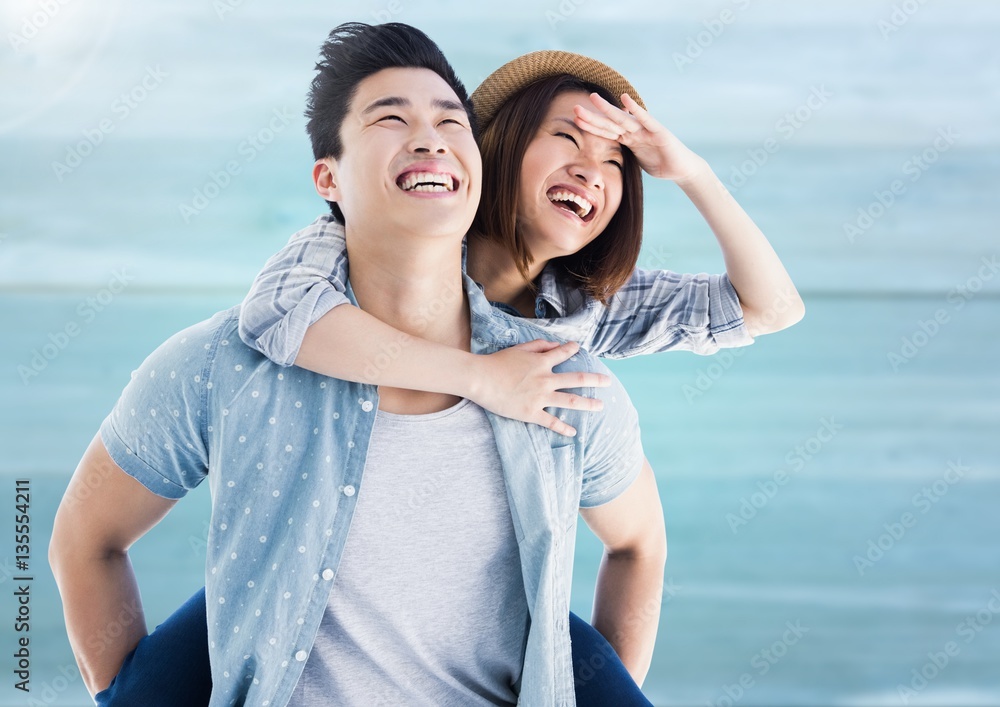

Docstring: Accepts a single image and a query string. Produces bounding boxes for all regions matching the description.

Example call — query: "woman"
[96,50,802,706]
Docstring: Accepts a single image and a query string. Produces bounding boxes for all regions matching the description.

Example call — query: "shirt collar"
[464,239,569,320]
[534,264,569,318]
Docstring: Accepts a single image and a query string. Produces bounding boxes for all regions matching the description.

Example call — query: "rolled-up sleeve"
[708,273,756,349]
[238,216,351,366]
[587,267,754,359]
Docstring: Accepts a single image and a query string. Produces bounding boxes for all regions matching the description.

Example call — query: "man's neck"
[345,225,470,414]
[465,235,544,318]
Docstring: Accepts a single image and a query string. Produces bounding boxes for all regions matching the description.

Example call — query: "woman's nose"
[572,161,603,190]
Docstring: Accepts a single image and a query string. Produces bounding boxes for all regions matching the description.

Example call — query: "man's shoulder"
[535,331,635,430]
[508,316,611,375]
[168,305,241,349]
[499,313,632,421]
[140,306,255,374]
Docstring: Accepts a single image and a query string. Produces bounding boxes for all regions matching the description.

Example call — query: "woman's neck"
[465,234,547,317]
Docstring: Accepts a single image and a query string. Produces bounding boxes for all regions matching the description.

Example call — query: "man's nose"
[408,123,449,154]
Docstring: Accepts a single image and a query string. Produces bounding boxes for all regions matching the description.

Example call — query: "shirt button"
[505,329,518,340]
[361,400,373,412]
[343,485,356,497]
[295,650,308,662]
[322,568,334,580]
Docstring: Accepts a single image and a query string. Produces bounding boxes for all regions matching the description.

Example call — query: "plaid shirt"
[239,214,753,366]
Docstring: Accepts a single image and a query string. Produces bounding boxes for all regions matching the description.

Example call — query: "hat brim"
[471,50,645,131]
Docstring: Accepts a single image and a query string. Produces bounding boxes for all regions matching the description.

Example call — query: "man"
[49,23,666,706]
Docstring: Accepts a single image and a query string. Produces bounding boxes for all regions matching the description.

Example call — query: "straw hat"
[471,50,646,130]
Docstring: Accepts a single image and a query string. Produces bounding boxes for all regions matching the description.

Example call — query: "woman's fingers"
[575,104,627,135]
[481,339,609,437]
[620,92,662,132]
[584,93,643,132]
[548,391,605,412]
[586,91,632,123]
[541,340,580,362]
[542,342,612,388]
[539,413,578,438]
[535,390,606,438]
[517,338,566,353]
[574,113,625,141]
[552,369,612,390]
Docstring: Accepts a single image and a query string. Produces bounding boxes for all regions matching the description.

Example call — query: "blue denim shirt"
[100,272,644,707]
[238,215,752,368]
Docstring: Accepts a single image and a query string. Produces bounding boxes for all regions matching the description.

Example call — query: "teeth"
[547,190,592,219]
[399,171,455,192]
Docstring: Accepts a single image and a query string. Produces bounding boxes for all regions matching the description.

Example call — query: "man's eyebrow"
[434,98,466,113]
[362,96,467,115]
[361,96,410,115]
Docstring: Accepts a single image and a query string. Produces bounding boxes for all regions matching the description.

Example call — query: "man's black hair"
[305,22,476,220]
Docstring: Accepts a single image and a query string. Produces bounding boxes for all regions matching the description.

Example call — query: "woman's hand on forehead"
[573,92,708,184]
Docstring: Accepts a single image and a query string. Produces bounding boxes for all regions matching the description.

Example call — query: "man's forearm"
[51,550,148,697]
[590,549,666,686]
[677,162,805,334]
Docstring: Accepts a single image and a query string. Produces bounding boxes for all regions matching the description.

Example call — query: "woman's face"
[516,90,625,263]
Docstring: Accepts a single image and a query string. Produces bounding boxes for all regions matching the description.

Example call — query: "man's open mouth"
[546,187,595,222]
[396,171,458,193]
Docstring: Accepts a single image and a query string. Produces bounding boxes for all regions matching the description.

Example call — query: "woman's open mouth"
[546,187,596,223]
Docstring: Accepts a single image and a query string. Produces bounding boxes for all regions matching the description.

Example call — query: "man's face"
[322,67,482,243]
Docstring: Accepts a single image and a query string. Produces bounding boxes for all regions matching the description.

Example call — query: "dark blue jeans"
[95,586,653,706]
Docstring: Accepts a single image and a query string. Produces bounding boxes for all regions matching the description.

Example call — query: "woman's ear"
[313,158,340,202]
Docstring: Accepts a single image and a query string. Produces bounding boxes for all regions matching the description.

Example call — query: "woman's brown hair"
[470,74,644,306]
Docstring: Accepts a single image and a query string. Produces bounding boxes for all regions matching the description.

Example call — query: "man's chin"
[393,205,475,234]
[386,217,472,243]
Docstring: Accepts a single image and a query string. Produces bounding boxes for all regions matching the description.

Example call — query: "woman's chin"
[527,239,571,262]
[524,223,594,261]
[547,234,592,259]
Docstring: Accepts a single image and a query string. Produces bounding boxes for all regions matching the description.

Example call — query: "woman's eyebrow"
[553,116,623,154]
[552,117,580,131]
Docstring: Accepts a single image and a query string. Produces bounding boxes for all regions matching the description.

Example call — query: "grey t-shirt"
[287,398,530,706]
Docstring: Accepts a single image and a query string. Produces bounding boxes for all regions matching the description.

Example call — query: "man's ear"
[313,158,341,203]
